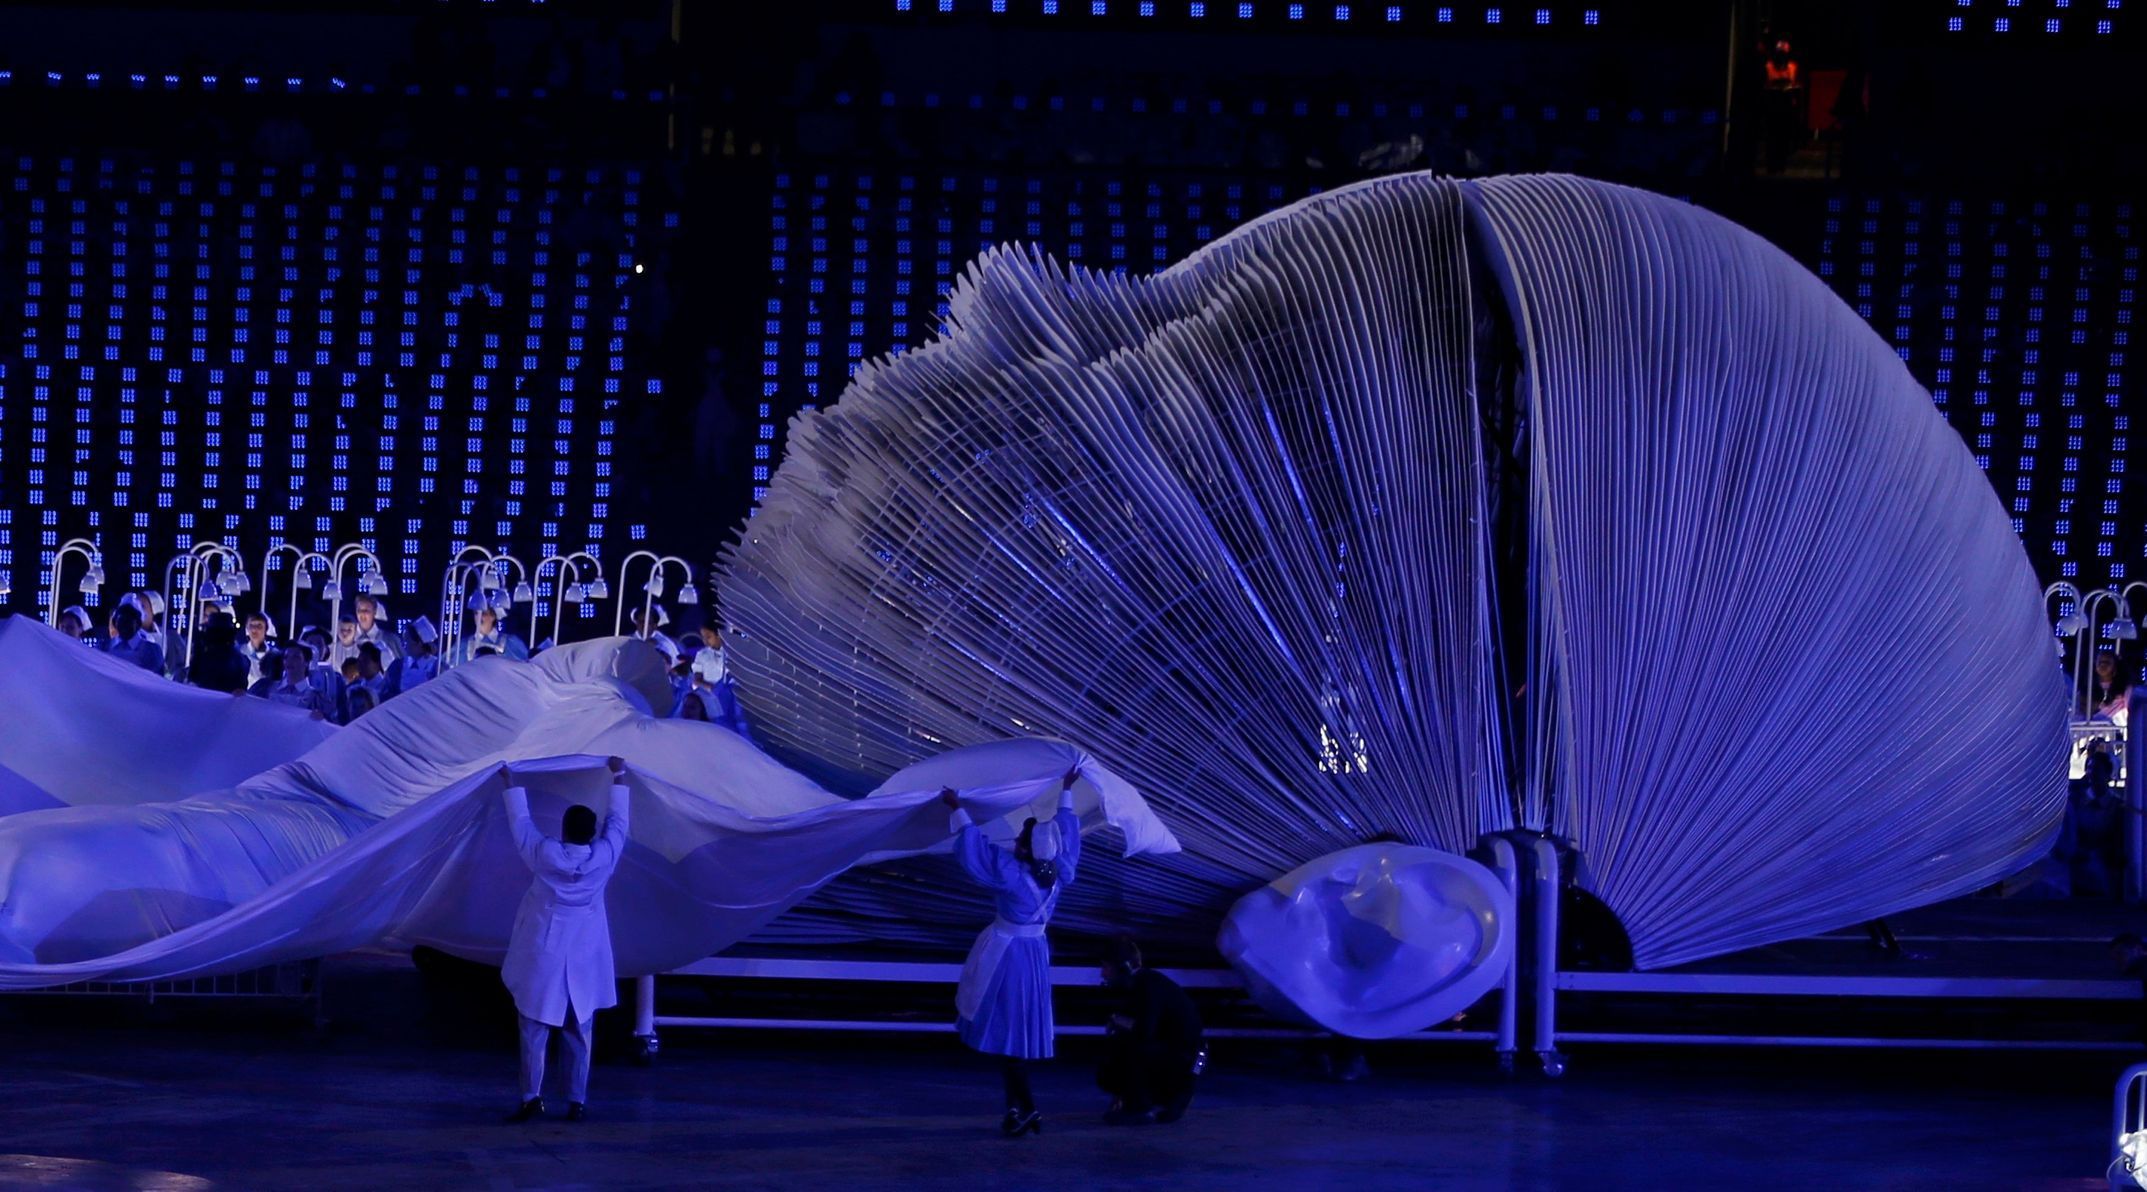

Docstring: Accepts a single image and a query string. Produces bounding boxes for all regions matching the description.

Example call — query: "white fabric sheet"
[0,616,337,809]
[0,622,1176,986]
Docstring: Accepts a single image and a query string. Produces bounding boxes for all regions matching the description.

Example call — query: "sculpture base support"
[1476,834,1523,1074]
[1486,828,1568,1077]
[632,973,659,1065]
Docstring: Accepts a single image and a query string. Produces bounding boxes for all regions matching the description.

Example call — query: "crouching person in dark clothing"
[1098,935,1204,1125]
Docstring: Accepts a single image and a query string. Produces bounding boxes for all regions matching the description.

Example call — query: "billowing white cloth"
[0,616,336,812]
[0,624,1176,986]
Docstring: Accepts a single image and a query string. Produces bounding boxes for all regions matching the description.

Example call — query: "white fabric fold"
[0,627,1173,987]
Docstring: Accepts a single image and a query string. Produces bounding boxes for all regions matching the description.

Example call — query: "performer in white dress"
[500,756,631,1123]
[942,767,1082,1137]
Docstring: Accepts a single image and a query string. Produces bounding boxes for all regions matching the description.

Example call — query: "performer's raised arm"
[501,767,544,871]
[599,756,631,861]
[1053,766,1083,883]
[942,786,1014,890]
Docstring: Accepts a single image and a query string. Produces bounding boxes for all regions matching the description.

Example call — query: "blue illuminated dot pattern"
[0,157,669,614]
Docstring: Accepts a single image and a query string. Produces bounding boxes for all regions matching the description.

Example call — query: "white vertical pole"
[1528,834,1564,1076]
[1482,834,1521,1072]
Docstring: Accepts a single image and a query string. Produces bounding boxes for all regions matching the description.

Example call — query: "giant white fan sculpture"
[721,172,2067,982]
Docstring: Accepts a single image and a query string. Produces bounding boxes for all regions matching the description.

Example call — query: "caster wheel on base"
[1495,1051,1517,1078]
[1537,1050,1566,1079]
[632,1033,660,1066]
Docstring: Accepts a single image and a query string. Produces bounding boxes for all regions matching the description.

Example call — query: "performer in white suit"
[500,756,631,1123]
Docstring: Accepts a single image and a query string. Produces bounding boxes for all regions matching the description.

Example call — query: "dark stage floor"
[0,955,2127,1191]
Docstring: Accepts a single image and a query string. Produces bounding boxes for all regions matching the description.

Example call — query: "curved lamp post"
[259,543,331,640]
[534,553,587,647]
[2078,588,2125,718]
[493,552,534,609]
[612,550,698,638]
[2046,581,2088,661]
[162,541,246,669]
[438,546,497,670]
[568,551,609,601]
[438,546,527,669]
[325,544,391,656]
[45,537,103,628]
[2114,582,2147,650]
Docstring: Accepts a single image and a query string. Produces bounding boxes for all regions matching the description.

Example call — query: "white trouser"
[519,1012,593,1103]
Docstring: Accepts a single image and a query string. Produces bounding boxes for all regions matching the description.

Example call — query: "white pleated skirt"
[957,934,1056,1060]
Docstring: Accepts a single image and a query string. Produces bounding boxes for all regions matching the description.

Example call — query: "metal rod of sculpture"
[612,551,697,638]
[44,537,103,628]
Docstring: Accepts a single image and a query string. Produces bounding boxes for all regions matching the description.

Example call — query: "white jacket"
[502,782,630,1026]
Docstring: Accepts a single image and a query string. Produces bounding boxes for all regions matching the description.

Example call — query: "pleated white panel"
[1466,175,2067,969]
[722,175,1512,940]
[728,171,2068,967]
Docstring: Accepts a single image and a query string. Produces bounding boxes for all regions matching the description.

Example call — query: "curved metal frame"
[568,550,609,603]
[44,537,103,629]
[327,544,390,649]
[260,544,334,643]
[2080,587,2125,717]
[161,542,244,668]
[534,554,585,647]
[612,550,697,638]
[437,545,500,671]
[437,547,529,669]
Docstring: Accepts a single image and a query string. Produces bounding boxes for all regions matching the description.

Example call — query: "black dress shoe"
[507,1097,544,1123]
[1001,1108,1043,1136]
[566,1102,586,1122]
[1157,1086,1195,1124]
